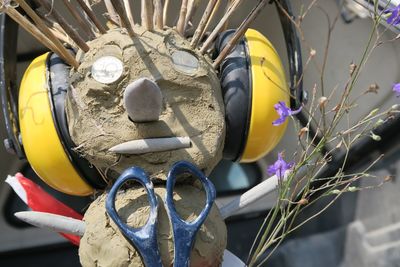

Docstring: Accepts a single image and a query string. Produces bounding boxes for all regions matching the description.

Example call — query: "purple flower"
[272,101,302,126]
[267,153,294,179]
[385,4,400,25]
[393,83,400,97]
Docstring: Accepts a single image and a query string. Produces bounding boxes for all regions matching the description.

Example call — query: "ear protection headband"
[0,0,303,196]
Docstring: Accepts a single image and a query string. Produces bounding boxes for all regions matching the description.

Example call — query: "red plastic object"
[9,173,83,246]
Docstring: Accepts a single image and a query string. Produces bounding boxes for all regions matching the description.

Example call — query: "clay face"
[66,26,226,182]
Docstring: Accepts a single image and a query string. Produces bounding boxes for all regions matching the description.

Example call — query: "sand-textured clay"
[66,26,225,182]
[79,185,227,267]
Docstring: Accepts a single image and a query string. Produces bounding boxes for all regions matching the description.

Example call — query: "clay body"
[80,185,227,267]
[69,26,228,266]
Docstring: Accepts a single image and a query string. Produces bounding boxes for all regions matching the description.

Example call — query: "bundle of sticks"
[0,0,268,69]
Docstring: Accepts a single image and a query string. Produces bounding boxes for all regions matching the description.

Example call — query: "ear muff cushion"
[48,53,107,189]
[19,53,93,196]
[216,30,252,162]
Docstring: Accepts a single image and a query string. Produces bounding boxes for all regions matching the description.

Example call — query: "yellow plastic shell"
[18,53,93,196]
[240,29,290,162]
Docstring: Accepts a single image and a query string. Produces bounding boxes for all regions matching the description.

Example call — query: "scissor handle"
[165,161,217,267]
[105,167,163,267]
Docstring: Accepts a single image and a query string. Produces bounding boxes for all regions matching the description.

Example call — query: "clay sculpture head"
[66,27,225,183]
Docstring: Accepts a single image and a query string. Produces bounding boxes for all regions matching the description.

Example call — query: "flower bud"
[370,131,381,141]
[374,119,384,128]
[298,198,309,205]
[366,83,379,94]
[319,97,328,109]
[366,108,379,118]
[331,189,341,195]
[348,186,357,192]
[298,127,309,138]
[384,175,393,182]
[349,63,357,75]
[336,140,343,149]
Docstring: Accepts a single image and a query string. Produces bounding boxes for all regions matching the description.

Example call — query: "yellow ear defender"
[18,53,106,196]
[216,29,289,162]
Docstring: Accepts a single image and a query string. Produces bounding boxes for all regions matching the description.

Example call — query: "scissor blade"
[14,211,86,236]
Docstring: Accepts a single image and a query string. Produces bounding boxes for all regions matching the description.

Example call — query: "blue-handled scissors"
[105,161,216,267]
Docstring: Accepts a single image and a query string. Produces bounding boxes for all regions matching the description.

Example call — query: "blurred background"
[0,0,400,266]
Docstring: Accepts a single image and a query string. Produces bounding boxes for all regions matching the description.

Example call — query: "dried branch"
[222,0,234,31]
[76,0,107,34]
[105,0,122,26]
[201,0,222,38]
[200,0,243,54]
[123,0,135,30]
[62,0,96,39]
[14,0,79,68]
[153,0,163,29]
[176,0,188,35]
[162,0,169,26]
[183,0,199,33]
[36,9,77,48]
[34,0,89,52]
[110,0,135,36]
[82,0,99,35]
[190,0,218,48]
[2,5,78,67]
[141,0,154,31]
[49,27,76,48]
[213,0,268,68]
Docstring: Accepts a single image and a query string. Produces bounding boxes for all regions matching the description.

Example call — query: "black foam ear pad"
[48,53,107,189]
[215,30,252,162]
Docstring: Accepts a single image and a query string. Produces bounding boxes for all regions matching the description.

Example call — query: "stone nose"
[123,78,162,122]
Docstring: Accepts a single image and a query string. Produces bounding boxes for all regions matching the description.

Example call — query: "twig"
[176,0,188,35]
[110,0,135,36]
[213,0,268,68]
[184,0,199,33]
[36,8,66,34]
[13,0,79,68]
[35,0,90,52]
[162,0,170,26]
[62,0,96,39]
[153,0,163,29]
[36,11,77,48]
[141,0,154,31]
[202,0,222,36]
[190,0,218,48]
[2,6,77,66]
[75,0,107,34]
[105,0,122,26]
[222,0,234,31]
[123,0,136,30]
[83,0,99,35]
[49,27,76,48]
[200,0,244,54]
[103,13,120,27]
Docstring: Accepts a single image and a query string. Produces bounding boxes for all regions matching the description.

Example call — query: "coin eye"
[91,56,124,84]
[171,50,199,75]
